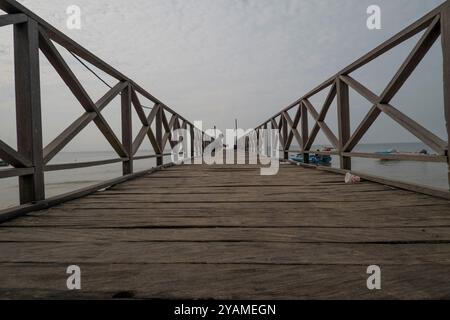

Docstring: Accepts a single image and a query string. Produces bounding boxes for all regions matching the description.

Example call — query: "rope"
[68,51,153,110]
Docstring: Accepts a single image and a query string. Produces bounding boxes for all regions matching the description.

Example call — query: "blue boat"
[290,153,332,165]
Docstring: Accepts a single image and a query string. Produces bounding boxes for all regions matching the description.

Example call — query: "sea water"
[0,143,448,210]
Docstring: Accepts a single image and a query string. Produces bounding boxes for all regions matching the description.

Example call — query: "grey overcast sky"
[0,0,447,151]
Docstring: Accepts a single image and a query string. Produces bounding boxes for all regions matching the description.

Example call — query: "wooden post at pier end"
[282,116,288,160]
[121,83,133,175]
[14,19,45,204]
[190,125,195,158]
[442,1,450,189]
[337,78,351,170]
[301,102,309,164]
[263,123,268,157]
[156,106,163,166]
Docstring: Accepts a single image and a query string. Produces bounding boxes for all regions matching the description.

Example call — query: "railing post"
[121,83,133,175]
[300,102,309,164]
[156,106,163,166]
[337,78,351,170]
[190,124,195,158]
[14,18,45,204]
[263,123,268,156]
[271,120,276,158]
[282,116,288,160]
[442,1,450,189]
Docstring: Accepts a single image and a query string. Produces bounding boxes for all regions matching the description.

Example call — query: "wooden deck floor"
[1,162,450,299]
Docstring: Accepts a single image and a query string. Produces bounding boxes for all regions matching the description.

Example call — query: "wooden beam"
[145,105,164,154]
[341,7,440,75]
[0,13,27,27]
[132,104,162,156]
[133,153,170,161]
[162,114,178,149]
[300,102,309,163]
[43,82,127,164]
[43,112,96,164]
[270,118,285,152]
[342,75,447,154]
[317,84,337,122]
[96,81,128,110]
[147,128,161,155]
[255,2,443,131]
[270,118,278,130]
[39,29,128,158]
[337,78,351,170]
[377,103,447,154]
[132,126,149,156]
[14,18,45,204]
[155,106,163,166]
[303,99,339,148]
[284,105,301,150]
[130,87,149,126]
[381,15,441,103]
[305,123,320,151]
[121,84,133,175]
[303,85,337,151]
[340,75,378,103]
[442,1,450,189]
[343,105,380,152]
[0,1,195,139]
[190,124,195,158]
[0,167,34,179]
[0,139,32,168]
[282,115,288,159]
[282,111,303,151]
[344,16,441,152]
[45,158,127,172]
[0,0,128,81]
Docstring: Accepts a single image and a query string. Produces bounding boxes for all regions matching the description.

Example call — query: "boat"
[375,148,428,161]
[290,153,332,166]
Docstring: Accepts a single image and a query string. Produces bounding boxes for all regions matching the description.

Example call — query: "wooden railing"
[253,1,450,195]
[0,0,208,221]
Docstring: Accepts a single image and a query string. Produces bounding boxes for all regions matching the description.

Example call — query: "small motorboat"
[290,153,332,166]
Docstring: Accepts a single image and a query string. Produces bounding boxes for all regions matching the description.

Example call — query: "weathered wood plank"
[1,242,450,265]
[1,263,449,299]
[2,160,450,299]
[2,227,450,243]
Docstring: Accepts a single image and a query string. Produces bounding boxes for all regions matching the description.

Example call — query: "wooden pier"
[1,0,450,299]
[1,162,450,299]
